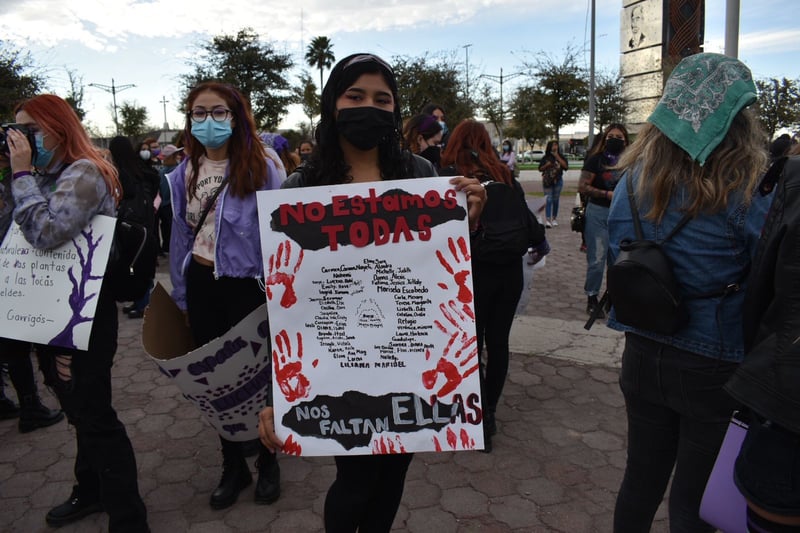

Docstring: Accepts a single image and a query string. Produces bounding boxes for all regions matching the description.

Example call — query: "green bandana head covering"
[648,53,756,166]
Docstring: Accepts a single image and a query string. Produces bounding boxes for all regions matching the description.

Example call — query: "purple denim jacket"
[168,157,281,310]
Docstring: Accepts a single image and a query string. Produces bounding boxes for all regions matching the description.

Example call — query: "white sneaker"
[545,219,552,228]
[551,219,558,227]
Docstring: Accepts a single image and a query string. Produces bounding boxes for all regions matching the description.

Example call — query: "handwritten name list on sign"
[257,177,484,457]
[0,216,115,350]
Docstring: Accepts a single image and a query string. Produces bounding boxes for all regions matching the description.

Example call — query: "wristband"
[12,171,32,180]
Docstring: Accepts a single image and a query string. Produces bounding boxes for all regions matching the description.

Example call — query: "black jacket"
[725,156,800,433]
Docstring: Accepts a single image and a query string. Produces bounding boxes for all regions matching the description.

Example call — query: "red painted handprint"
[422,301,479,398]
[433,426,476,451]
[436,236,473,304]
[282,434,302,456]
[373,434,407,454]
[266,240,304,308]
[273,330,318,402]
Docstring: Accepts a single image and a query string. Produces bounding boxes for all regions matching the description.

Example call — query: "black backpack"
[604,177,744,335]
[471,178,544,264]
[605,178,691,334]
[106,167,159,302]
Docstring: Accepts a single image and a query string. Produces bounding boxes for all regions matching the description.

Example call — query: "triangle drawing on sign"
[250,341,262,356]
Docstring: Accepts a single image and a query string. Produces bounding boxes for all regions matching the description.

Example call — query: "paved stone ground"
[0,183,673,532]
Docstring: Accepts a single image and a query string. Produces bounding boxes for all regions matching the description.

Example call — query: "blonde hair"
[617,108,767,221]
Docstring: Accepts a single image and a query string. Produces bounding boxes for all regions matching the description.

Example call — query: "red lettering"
[331,195,349,216]
[351,195,365,215]
[364,188,381,213]
[444,189,458,209]
[417,214,432,241]
[373,218,391,246]
[321,224,344,250]
[391,216,414,243]
[306,202,326,222]
[423,190,441,208]
[350,221,370,247]
[280,203,306,225]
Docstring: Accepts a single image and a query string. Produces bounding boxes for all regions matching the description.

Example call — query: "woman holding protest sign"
[257,53,486,532]
[5,94,149,531]
[168,81,283,510]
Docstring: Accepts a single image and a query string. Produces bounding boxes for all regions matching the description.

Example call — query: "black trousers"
[156,204,171,252]
[186,258,270,462]
[324,453,414,533]
[0,338,37,399]
[36,284,148,533]
[472,260,524,412]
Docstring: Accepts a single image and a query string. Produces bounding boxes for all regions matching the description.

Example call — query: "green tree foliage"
[64,69,86,121]
[305,36,335,98]
[118,102,149,139]
[182,28,294,130]
[0,40,46,121]
[755,77,800,140]
[507,85,552,147]
[392,52,474,126]
[474,84,503,141]
[295,72,319,130]
[593,71,628,135]
[522,47,588,140]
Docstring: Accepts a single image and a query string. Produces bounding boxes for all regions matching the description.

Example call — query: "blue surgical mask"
[33,133,54,169]
[191,119,233,149]
[439,121,448,137]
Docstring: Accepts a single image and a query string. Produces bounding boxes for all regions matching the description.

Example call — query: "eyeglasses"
[188,107,232,123]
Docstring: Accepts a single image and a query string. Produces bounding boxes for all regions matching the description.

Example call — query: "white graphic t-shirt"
[186,157,228,263]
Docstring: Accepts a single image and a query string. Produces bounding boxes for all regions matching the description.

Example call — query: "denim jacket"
[168,157,281,310]
[606,172,773,361]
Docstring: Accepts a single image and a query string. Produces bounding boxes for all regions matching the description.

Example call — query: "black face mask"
[336,107,396,151]
[300,153,310,162]
[420,145,441,167]
[605,137,626,155]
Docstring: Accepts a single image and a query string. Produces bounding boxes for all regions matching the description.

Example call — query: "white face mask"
[139,150,151,161]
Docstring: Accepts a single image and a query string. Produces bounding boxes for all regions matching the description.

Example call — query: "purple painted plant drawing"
[49,227,105,349]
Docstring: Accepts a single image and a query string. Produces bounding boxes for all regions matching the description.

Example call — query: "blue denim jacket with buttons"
[606,172,773,361]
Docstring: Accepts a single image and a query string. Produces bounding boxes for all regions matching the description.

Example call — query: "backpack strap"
[193,175,229,238]
[625,175,692,244]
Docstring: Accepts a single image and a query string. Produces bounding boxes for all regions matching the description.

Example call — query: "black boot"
[254,449,281,504]
[209,456,252,509]
[0,394,19,420]
[45,485,102,527]
[18,394,64,433]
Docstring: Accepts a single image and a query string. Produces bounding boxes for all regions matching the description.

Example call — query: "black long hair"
[108,136,159,199]
[305,53,415,185]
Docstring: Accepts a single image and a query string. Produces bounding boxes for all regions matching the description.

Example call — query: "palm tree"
[305,36,335,97]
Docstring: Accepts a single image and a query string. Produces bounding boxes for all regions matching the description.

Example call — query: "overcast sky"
[2,0,798,137]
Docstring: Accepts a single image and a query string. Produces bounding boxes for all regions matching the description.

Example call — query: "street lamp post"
[88,78,136,135]
[160,96,169,144]
[479,68,524,142]
[463,44,473,102]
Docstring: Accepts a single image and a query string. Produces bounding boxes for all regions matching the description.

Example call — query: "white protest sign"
[143,283,271,442]
[0,215,115,350]
[257,176,484,456]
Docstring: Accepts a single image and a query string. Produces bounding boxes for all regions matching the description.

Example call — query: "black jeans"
[614,333,738,533]
[36,284,148,533]
[472,260,523,412]
[0,338,36,398]
[324,453,414,533]
[186,258,270,462]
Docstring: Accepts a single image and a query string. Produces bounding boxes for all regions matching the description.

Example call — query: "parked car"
[524,150,544,163]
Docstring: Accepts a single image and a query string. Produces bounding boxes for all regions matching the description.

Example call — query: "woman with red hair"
[6,94,149,531]
[439,119,540,452]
